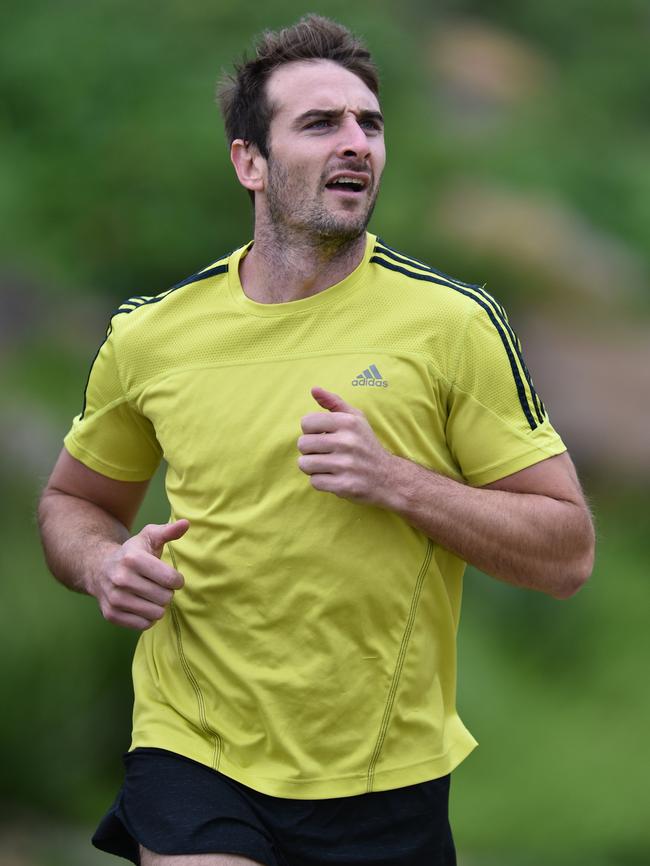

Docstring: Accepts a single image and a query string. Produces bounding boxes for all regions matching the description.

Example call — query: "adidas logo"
[351,364,388,388]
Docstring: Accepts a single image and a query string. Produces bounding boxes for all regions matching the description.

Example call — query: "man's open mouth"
[325,174,369,193]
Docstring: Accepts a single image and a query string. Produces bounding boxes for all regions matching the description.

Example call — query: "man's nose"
[335,116,371,159]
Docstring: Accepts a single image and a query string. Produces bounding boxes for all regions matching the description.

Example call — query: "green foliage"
[454,485,650,862]
[3,0,648,303]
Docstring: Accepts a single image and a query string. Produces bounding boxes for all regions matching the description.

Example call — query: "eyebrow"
[292,108,384,129]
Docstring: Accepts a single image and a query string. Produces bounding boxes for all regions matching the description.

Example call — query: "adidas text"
[352,378,388,388]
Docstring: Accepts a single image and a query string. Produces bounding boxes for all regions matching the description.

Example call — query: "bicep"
[483,451,586,507]
[44,447,150,529]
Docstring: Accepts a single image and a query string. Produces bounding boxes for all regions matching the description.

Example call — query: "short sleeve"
[446,298,566,486]
[64,322,162,481]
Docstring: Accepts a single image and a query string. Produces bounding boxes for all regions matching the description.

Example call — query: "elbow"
[552,533,596,601]
[551,570,589,600]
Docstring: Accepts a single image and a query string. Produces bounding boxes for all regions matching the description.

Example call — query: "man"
[38,14,595,866]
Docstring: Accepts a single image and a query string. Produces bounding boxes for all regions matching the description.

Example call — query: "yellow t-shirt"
[64,233,565,798]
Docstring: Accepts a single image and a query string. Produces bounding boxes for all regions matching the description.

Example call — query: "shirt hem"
[64,435,156,482]
[129,735,478,799]
[466,441,567,487]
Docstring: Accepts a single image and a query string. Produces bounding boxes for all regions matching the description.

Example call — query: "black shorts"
[93,748,456,866]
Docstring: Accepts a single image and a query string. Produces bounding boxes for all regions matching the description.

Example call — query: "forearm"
[380,456,594,598]
[299,388,594,598]
[38,490,128,596]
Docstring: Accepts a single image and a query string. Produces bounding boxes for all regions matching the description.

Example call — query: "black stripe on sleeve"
[79,323,112,420]
[78,259,229,418]
[375,240,483,289]
[455,286,545,425]
[373,245,546,425]
[470,284,546,424]
[112,263,229,317]
[371,255,539,430]
[170,263,228,290]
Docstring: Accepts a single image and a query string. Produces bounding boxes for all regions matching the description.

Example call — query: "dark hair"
[217,14,379,160]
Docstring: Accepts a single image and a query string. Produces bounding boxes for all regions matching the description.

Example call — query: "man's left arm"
[298,387,595,600]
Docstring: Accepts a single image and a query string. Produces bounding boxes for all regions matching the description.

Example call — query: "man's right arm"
[38,448,188,630]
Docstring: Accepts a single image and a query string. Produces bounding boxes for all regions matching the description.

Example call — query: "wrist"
[375,453,417,513]
[379,454,452,520]
[83,538,124,598]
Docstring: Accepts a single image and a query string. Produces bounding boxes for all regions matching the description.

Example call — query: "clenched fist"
[297,387,395,506]
[91,519,189,630]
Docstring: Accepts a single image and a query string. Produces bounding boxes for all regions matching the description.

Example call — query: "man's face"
[260,59,386,243]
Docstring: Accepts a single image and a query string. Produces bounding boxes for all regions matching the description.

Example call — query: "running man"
[38,15,595,866]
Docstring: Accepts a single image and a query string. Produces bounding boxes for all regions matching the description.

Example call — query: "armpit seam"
[448,301,478,390]
[449,380,549,441]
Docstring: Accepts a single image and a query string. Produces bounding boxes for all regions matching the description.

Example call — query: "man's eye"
[306,119,332,129]
[360,120,382,131]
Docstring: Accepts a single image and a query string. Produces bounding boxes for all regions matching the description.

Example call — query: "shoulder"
[371,237,482,293]
[370,235,508,327]
[108,249,234,339]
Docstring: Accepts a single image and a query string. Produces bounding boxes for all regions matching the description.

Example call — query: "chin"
[314,222,367,244]
[312,208,373,242]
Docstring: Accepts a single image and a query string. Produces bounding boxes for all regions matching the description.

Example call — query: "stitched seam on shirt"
[365,539,433,792]
[123,349,454,404]
[168,542,222,770]
[448,301,476,389]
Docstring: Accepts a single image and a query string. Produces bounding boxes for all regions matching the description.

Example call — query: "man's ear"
[230,139,266,194]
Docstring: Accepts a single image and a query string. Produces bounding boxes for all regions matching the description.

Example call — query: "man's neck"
[239,221,367,304]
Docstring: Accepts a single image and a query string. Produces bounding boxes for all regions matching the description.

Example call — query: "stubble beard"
[265,156,379,251]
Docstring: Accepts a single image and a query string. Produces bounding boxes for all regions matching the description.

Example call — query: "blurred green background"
[1,0,648,864]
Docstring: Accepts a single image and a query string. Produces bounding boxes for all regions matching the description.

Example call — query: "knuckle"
[338,431,356,449]
[103,607,119,624]
[105,587,118,606]
[111,569,129,589]
[121,551,139,571]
